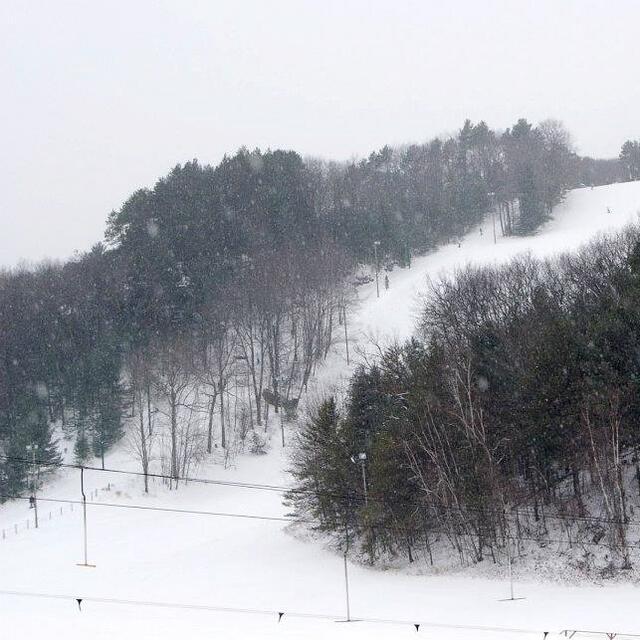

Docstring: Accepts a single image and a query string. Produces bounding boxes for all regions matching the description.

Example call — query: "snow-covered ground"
[3,182,640,639]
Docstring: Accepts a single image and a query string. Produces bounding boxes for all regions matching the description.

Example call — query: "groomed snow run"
[2,181,640,640]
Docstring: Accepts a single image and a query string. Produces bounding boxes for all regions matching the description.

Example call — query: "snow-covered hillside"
[354,181,640,342]
[3,181,640,640]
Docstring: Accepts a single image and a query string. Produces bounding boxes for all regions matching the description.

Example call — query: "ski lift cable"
[1,454,639,528]
[0,492,637,550]
[3,588,639,637]
[0,588,565,636]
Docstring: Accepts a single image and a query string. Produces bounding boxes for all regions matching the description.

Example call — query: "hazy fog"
[1,0,638,266]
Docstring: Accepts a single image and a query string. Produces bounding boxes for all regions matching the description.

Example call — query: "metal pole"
[343,305,350,365]
[498,533,524,602]
[488,192,497,245]
[81,467,88,565]
[343,524,351,622]
[77,467,95,567]
[374,242,380,298]
[31,446,39,529]
[361,459,368,507]
[507,538,514,600]
[492,208,497,244]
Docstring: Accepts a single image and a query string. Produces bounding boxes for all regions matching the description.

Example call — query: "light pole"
[351,452,368,506]
[498,535,525,602]
[77,466,96,567]
[373,241,381,298]
[280,410,286,447]
[26,444,39,528]
[342,304,350,365]
[488,191,496,244]
[342,521,352,622]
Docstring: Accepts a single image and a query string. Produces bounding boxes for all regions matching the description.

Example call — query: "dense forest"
[288,226,640,572]
[0,119,634,500]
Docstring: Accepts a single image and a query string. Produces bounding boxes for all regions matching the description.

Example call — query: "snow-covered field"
[3,182,640,639]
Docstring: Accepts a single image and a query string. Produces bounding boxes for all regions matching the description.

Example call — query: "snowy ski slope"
[2,181,640,640]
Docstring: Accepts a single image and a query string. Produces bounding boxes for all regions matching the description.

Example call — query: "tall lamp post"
[350,452,368,506]
[373,241,381,298]
[26,443,39,529]
[343,450,368,622]
[488,191,496,244]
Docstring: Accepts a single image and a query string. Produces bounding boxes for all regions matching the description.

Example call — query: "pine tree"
[74,429,91,464]
[0,386,61,498]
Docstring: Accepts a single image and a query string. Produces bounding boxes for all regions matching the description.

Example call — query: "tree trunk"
[137,389,149,493]
[146,382,153,436]
[219,379,226,449]
[170,389,178,484]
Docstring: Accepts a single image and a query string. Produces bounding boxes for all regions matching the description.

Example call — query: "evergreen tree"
[620,140,640,181]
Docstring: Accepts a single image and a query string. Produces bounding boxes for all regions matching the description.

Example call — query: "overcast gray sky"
[1,0,639,267]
